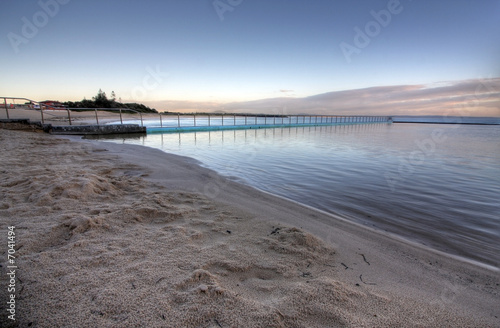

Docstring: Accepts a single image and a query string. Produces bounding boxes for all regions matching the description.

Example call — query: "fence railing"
[1,97,143,126]
[1,97,392,130]
[63,108,143,126]
[149,114,391,131]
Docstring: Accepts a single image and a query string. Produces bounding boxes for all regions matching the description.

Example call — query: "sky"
[1,0,499,115]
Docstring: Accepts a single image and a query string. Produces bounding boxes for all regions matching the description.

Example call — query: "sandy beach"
[0,126,499,327]
[0,106,155,126]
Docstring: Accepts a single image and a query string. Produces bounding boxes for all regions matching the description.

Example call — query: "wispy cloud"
[225,78,500,116]
[146,78,500,117]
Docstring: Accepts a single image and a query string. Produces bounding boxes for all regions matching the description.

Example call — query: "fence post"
[208,114,211,126]
[4,98,9,119]
[222,114,224,126]
[234,114,236,126]
[67,109,72,125]
[39,104,44,123]
[178,114,180,127]
[120,109,123,124]
[95,109,99,125]
[140,113,143,127]
[160,113,163,127]
[194,113,196,127]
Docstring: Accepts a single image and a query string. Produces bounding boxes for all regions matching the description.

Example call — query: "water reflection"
[98,123,500,267]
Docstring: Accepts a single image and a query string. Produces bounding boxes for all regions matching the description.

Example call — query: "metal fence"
[152,113,390,129]
[1,97,391,130]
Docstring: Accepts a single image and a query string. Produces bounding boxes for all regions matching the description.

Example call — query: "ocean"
[97,117,500,268]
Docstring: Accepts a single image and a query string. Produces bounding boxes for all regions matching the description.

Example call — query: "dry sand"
[0,106,160,126]
[0,127,499,328]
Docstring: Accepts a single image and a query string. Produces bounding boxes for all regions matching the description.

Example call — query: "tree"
[63,89,157,112]
[92,89,111,108]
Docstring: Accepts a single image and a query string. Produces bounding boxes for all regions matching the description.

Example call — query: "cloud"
[225,78,500,117]
[146,78,500,117]
[143,100,225,113]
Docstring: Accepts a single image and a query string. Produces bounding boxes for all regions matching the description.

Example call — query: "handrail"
[1,97,392,130]
[151,113,391,130]
[65,108,144,126]
[1,97,144,126]
[1,97,43,121]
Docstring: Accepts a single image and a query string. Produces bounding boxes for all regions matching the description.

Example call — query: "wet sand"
[0,127,498,327]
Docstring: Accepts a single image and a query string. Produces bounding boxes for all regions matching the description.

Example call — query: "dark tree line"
[64,89,157,113]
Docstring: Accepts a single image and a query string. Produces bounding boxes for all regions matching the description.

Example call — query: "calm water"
[99,122,500,268]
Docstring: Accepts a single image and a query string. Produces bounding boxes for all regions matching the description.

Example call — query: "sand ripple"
[0,129,495,327]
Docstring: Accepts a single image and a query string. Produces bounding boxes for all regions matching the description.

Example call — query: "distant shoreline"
[393,121,499,125]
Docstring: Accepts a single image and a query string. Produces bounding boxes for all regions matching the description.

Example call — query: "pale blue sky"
[1,0,499,113]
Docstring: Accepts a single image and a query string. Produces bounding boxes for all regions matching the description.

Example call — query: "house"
[40,100,66,110]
